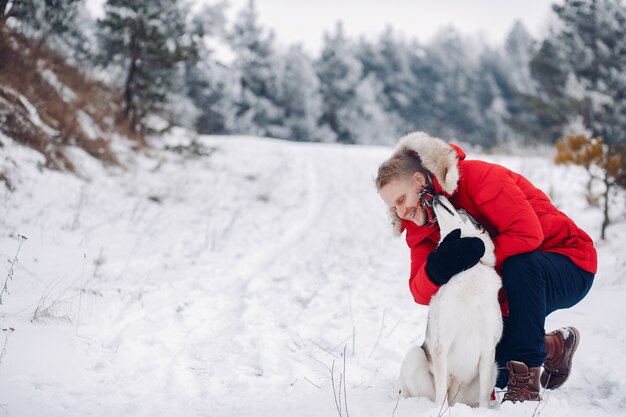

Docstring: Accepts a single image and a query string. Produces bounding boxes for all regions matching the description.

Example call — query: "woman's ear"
[413,172,426,188]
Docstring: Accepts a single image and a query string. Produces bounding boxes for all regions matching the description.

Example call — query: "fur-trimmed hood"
[386,132,464,236]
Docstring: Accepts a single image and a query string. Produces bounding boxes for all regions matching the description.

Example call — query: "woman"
[376,132,596,403]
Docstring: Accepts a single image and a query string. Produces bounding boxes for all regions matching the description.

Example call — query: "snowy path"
[0,132,625,416]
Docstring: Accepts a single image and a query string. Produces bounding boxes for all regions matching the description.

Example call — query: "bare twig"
[0,234,27,305]
[386,317,402,338]
[75,253,86,336]
[369,310,386,358]
[32,275,74,323]
[352,326,355,357]
[338,372,343,414]
[347,289,355,356]
[438,380,464,415]
[392,389,401,417]
[308,337,339,358]
[304,377,321,389]
[331,360,342,417]
[307,353,333,374]
[0,327,15,367]
[343,345,350,417]
[328,347,351,417]
[437,390,448,417]
[534,396,550,417]
[329,334,353,356]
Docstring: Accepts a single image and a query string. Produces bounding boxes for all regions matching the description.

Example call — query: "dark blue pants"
[495,252,594,388]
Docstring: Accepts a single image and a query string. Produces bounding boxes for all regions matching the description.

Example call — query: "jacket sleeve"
[408,238,440,305]
[467,164,544,270]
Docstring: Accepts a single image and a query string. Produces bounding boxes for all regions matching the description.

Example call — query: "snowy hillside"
[0,131,625,417]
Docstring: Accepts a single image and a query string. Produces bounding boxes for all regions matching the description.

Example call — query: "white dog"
[400,195,503,407]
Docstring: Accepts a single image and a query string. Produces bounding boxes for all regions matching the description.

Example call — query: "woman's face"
[379,172,428,226]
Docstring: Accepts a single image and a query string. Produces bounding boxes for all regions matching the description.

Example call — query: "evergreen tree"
[471,23,541,145]
[421,27,486,143]
[179,1,236,134]
[343,74,401,145]
[187,59,239,134]
[276,45,331,142]
[229,0,284,138]
[356,27,411,134]
[473,50,514,145]
[316,22,363,143]
[553,0,626,145]
[511,39,578,142]
[523,0,626,144]
[500,21,568,144]
[503,21,534,90]
[403,40,438,133]
[317,25,401,145]
[0,0,87,58]
[1,0,79,33]
[97,0,193,134]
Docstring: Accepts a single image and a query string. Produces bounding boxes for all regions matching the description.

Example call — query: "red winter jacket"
[389,133,597,315]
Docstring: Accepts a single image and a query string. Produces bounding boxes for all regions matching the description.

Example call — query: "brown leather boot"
[541,326,580,389]
[501,361,542,403]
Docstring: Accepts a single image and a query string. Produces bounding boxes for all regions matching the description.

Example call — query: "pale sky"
[223,0,556,52]
[87,0,557,53]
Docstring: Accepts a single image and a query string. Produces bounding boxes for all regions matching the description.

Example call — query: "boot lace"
[502,370,532,403]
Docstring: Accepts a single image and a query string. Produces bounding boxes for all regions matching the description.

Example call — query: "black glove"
[425,229,485,286]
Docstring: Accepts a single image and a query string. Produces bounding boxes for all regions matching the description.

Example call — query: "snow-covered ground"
[0,130,625,417]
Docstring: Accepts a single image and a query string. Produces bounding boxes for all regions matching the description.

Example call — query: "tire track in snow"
[155,142,331,402]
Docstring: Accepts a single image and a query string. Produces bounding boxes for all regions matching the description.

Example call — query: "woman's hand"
[426,229,485,286]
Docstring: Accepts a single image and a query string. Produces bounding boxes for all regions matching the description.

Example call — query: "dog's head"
[432,195,495,267]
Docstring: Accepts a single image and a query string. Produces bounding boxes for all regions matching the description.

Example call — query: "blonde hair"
[375,149,430,191]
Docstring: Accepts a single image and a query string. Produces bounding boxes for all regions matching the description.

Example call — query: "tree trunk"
[124,29,139,132]
[123,59,136,117]
[601,169,610,240]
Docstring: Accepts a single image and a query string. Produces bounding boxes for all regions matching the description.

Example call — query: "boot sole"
[544,326,580,390]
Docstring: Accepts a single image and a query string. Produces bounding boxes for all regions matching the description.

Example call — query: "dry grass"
[0,27,143,172]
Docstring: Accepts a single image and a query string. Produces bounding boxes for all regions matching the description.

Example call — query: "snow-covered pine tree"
[179,1,238,134]
[316,22,363,143]
[97,0,193,134]
[341,73,400,145]
[472,50,514,146]
[551,0,626,145]
[229,0,285,138]
[514,38,577,142]
[421,27,486,144]
[0,0,86,57]
[498,21,560,145]
[503,21,535,91]
[186,49,239,135]
[356,27,411,135]
[524,0,626,145]
[275,45,332,142]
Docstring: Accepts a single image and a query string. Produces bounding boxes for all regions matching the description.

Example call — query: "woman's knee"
[501,252,544,291]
